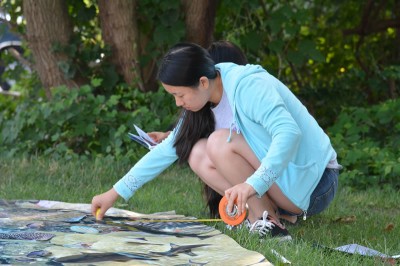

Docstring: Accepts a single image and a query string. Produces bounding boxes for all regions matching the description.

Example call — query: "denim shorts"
[279,168,339,218]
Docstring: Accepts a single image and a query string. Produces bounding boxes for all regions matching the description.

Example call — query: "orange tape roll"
[218,196,247,226]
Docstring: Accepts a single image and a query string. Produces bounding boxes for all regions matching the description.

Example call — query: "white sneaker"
[245,211,292,241]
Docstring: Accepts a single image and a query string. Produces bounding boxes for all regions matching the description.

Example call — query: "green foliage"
[0,81,177,160]
[0,0,187,160]
[328,99,400,189]
[215,0,399,127]
[0,0,184,160]
[1,0,185,94]
[137,0,185,67]
[1,0,399,194]
[216,1,326,80]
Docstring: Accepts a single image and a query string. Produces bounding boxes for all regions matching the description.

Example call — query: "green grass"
[1,156,399,265]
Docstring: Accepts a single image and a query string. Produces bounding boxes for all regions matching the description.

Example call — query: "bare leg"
[189,138,269,222]
[280,214,298,224]
[206,129,301,222]
[188,139,231,195]
[203,130,271,222]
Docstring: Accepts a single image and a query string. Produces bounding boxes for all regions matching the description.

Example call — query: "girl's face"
[162,80,210,112]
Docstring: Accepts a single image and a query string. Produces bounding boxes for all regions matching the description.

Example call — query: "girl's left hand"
[225,183,256,216]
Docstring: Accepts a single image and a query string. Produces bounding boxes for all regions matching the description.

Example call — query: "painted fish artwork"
[0,231,56,241]
[126,221,216,238]
[149,243,211,257]
[63,214,87,223]
[70,225,100,234]
[0,199,272,265]
[53,251,157,263]
[27,249,52,258]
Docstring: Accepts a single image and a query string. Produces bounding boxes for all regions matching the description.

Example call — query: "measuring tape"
[127,196,246,225]
[218,196,247,226]
[97,196,246,225]
[127,218,222,223]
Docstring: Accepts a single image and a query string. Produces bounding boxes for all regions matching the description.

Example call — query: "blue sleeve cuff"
[113,179,134,201]
[245,165,277,197]
[245,177,266,198]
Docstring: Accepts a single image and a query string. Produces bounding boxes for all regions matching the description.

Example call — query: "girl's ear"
[199,76,209,89]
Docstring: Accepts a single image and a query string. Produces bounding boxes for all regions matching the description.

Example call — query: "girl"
[92,43,341,240]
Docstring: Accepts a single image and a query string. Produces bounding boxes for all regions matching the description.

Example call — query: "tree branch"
[288,61,303,89]
[343,19,400,36]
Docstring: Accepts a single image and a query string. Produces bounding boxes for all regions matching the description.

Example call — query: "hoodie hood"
[215,63,267,142]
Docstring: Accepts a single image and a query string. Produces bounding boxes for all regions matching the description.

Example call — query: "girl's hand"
[225,183,256,216]
[147,131,171,143]
[91,188,119,220]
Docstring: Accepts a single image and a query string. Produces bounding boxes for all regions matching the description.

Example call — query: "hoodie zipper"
[303,210,307,221]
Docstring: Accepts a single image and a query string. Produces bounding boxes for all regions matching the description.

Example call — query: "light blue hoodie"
[217,63,336,211]
[114,63,337,211]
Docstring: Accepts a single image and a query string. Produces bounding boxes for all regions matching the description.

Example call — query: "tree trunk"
[98,0,143,90]
[23,0,76,99]
[182,0,217,48]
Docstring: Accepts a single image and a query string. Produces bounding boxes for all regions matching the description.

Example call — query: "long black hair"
[157,43,217,87]
[158,41,248,218]
[158,43,217,163]
[208,40,248,66]
[202,41,248,218]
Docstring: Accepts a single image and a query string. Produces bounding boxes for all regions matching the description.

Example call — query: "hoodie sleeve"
[237,73,302,197]
[113,129,178,201]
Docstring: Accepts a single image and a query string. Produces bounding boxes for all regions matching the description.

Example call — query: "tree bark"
[23,0,76,99]
[98,0,143,90]
[182,0,217,48]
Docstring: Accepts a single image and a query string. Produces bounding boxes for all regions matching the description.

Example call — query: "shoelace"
[249,211,275,237]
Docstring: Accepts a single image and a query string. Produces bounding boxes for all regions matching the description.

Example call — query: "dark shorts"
[279,168,339,218]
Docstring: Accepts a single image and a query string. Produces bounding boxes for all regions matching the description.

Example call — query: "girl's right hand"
[147,131,171,143]
[91,188,119,220]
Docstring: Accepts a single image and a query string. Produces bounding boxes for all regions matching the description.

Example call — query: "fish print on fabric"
[0,199,271,266]
[53,252,157,263]
[125,237,164,246]
[63,215,87,223]
[0,231,55,241]
[27,250,52,258]
[26,221,46,229]
[15,257,36,263]
[126,221,216,239]
[174,259,210,266]
[70,225,100,234]
[0,257,11,264]
[150,243,211,257]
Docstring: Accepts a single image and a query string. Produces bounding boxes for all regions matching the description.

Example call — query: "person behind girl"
[92,42,341,240]
[147,41,248,219]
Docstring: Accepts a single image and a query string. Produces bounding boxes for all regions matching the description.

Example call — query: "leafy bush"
[215,1,399,128]
[0,79,177,160]
[328,99,400,189]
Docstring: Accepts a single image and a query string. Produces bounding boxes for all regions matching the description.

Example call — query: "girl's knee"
[206,129,230,158]
[188,139,207,170]
[208,129,229,144]
[188,139,210,174]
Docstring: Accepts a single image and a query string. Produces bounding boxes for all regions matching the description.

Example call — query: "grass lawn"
[1,156,399,265]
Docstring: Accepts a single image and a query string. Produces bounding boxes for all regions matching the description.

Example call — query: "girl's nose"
[175,97,183,107]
